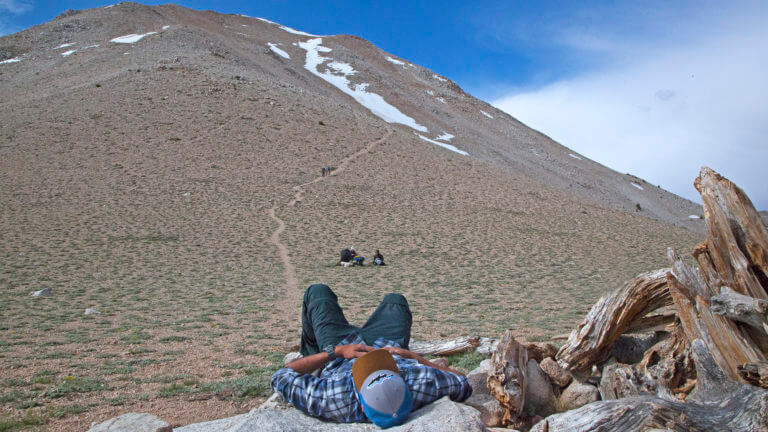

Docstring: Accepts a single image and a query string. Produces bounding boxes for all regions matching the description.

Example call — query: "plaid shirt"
[270,334,472,423]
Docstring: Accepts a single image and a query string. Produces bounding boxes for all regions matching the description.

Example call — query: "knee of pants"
[381,293,408,306]
[305,284,336,303]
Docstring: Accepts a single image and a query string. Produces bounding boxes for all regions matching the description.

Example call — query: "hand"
[383,346,420,360]
[335,344,375,359]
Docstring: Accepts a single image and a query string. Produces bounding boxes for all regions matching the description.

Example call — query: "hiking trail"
[267,127,393,295]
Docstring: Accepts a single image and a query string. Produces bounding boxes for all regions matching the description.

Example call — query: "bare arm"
[286,344,375,374]
[383,346,465,376]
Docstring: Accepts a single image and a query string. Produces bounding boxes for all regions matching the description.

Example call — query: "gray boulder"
[539,357,572,389]
[30,287,52,297]
[463,359,505,427]
[523,359,556,417]
[88,413,169,432]
[558,380,600,412]
[175,397,487,432]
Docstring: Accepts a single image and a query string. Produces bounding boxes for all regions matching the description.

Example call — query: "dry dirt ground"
[0,8,704,431]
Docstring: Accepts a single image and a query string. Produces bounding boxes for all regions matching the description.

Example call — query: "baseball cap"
[352,349,413,428]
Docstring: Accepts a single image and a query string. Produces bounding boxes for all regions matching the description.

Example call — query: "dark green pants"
[300,284,412,357]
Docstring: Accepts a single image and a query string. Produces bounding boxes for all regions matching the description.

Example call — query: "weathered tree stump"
[556,268,671,374]
[694,166,768,302]
[487,331,529,427]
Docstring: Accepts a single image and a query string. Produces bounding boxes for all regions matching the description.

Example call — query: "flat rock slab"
[174,397,487,432]
[88,413,169,432]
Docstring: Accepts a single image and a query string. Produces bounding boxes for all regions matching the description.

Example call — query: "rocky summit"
[0,2,705,430]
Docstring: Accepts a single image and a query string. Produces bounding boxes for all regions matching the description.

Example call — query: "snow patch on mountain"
[110,32,157,44]
[267,43,290,59]
[433,74,447,82]
[417,134,468,156]
[0,57,21,65]
[299,38,428,132]
[61,50,76,57]
[436,133,454,142]
[436,97,446,104]
[569,153,582,160]
[280,25,318,37]
[631,182,644,190]
[386,56,406,67]
[480,110,494,119]
[55,43,75,49]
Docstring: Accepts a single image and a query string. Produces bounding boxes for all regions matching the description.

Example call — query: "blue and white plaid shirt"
[270,334,473,423]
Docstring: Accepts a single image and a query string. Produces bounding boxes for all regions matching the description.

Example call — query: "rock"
[523,359,556,417]
[30,287,52,297]
[539,357,572,388]
[430,357,449,368]
[467,359,492,394]
[524,342,558,363]
[464,393,506,427]
[283,352,302,365]
[257,392,289,410]
[85,308,101,315]
[558,380,600,412]
[477,337,498,355]
[176,397,486,432]
[464,359,505,426]
[87,413,169,432]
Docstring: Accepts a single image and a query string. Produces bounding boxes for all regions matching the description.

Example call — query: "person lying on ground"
[271,284,472,427]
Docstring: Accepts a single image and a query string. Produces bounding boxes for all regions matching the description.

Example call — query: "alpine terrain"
[0,3,705,430]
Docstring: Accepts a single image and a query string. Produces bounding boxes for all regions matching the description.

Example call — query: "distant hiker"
[340,248,353,264]
[327,165,332,175]
[322,167,326,177]
[271,284,471,426]
[350,248,365,266]
[373,250,386,266]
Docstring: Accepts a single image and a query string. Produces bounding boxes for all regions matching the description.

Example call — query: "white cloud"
[493,5,768,209]
[0,0,32,14]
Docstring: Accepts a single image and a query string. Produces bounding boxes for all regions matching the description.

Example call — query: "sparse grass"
[43,377,107,399]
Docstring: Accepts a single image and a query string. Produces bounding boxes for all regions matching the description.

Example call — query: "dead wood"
[599,325,695,401]
[531,340,768,432]
[694,166,768,301]
[487,330,528,426]
[711,286,768,332]
[556,268,671,374]
[409,337,479,356]
[738,361,768,389]
[667,248,766,382]
[624,310,676,334]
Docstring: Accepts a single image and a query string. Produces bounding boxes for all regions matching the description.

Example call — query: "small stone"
[85,308,101,315]
[524,342,558,363]
[540,357,572,388]
[558,380,600,412]
[30,287,52,297]
[476,337,498,355]
[430,357,449,368]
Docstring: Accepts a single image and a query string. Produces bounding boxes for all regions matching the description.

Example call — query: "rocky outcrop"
[174,397,487,432]
[88,413,170,432]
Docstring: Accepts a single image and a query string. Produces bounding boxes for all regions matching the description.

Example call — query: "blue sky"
[2,1,767,209]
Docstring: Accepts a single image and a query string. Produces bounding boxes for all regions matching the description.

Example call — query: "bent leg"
[360,293,412,349]
[300,284,358,357]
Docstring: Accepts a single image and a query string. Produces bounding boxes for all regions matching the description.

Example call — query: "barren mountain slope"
[0,3,703,430]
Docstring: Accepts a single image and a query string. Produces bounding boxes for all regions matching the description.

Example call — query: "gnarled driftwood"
[532,340,768,432]
[556,268,671,374]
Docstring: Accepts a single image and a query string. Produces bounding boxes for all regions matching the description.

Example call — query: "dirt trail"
[267,127,392,296]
